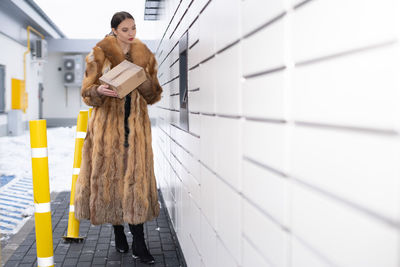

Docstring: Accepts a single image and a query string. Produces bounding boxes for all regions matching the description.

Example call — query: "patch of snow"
[0,126,77,239]
[0,126,76,193]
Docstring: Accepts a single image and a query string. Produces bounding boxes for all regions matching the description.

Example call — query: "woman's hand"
[97,84,118,97]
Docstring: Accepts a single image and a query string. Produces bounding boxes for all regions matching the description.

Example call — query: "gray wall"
[42,52,86,124]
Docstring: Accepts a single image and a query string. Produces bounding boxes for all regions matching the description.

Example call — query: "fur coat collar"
[97,35,154,71]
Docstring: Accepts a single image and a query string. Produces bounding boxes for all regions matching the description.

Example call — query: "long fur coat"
[74,36,162,225]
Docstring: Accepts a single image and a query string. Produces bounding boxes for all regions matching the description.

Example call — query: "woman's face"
[112,18,136,45]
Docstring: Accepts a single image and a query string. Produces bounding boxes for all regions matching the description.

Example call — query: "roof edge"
[24,0,66,38]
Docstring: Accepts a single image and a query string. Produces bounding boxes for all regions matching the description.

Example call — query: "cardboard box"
[99,60,147,98]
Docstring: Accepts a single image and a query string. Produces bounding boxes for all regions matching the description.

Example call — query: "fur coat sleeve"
[136,53,163,105]
[81,47,106,107]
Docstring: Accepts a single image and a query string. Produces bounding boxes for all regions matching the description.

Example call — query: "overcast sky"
[34,0,161,40]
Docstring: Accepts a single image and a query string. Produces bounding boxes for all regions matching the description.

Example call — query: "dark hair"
[111,11,134,29]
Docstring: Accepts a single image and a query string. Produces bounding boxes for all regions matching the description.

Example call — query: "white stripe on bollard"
[76,132,86,139]
[69,205,75,212]
[31,148,48,158]
[37,256,54,267]
[34,203,51,213]
[72,168,80,175]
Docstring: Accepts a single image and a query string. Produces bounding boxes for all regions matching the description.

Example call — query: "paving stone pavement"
[2,191,186,267]
[0,175,33,234]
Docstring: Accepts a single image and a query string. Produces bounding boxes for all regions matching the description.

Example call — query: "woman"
[74,11,162,264]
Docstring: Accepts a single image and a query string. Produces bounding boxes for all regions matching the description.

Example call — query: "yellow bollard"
[63,110,88,242]
[88,107,93,119]
[29,120,54,267]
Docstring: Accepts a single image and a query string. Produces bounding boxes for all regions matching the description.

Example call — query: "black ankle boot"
[129,223,155,264]
[113,225,129,253]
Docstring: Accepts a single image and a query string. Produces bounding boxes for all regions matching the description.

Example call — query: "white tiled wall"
[152,0,400,266]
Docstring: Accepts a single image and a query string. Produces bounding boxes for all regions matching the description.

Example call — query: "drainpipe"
[21,25,44,113]
[8,26,45,136]
[24,26,44,81]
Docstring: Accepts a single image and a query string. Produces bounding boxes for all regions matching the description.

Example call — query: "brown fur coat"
[74,36,162,225]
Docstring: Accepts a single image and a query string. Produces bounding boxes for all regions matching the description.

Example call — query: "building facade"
[153,0,400,266]
[0,0,64,136]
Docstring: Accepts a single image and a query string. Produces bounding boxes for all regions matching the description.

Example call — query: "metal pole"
[29,120,54,267]
[63,110,88,242]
